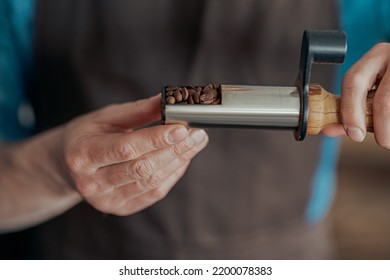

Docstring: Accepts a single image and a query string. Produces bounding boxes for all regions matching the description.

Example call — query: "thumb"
[98,94,162,129]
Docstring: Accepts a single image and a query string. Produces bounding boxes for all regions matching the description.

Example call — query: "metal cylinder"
[162,84,300,129]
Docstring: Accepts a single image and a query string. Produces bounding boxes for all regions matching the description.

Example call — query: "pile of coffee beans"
[164,84,221,105]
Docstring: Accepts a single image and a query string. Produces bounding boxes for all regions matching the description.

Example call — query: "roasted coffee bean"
[174,89,182,102]
[200,88,218,104]
[188,88,196,96]
[200,97,214,104]
[166,96,176,104]
[204,83,213,90]
[166,86,178,91]
[182,87,189,101]
[193,90,201,104]
[164,84,221,105]
[212,98,221,105]
[204,88,218,98]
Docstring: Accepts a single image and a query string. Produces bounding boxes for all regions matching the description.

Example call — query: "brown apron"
[12,0,340,259]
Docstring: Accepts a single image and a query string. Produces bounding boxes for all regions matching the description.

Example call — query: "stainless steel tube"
[163,84,300,129]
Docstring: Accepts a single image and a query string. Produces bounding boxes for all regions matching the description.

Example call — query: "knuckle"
[365,43,390,63]
[132,159,153,180]
[372,42,390,53]
[342,71,367,92]
[76,179,99,197]
[146,171,163,190]
[170,143,183,157]
[64,146,87,171]
[150,131,168,148]
[114,141,137,161]
[169,140,191,157]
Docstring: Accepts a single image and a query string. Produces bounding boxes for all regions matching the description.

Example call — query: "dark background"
[330,134,390,259]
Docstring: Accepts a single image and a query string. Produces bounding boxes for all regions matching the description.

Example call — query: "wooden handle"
[307,84,374,135]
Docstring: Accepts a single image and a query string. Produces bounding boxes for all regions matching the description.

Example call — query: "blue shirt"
[0,0,35,140]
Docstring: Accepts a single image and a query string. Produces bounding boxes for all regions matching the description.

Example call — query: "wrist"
[0,126,82,232]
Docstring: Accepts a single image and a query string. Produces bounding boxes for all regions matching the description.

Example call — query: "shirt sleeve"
[0,0,36,141]
[336,0,390,90]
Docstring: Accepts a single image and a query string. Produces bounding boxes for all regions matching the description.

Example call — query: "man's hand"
[324,43,390,149]
[0,95,207,232]
[63,95,208,215]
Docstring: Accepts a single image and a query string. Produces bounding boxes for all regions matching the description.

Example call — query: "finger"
[85,124,189,167]
[96,95,162,129]
[94,160,191,211]
[95,129,208,189]
[322,124,346,137]
[91,128,208,208]
[341,43,389,142]
[119,129,208,192]
[114,162,190,216]
[373,70,390,149]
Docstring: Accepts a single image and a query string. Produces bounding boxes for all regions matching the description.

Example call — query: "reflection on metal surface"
[163,85,300,129]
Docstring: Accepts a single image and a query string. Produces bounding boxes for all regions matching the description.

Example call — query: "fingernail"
[188,129,206,146]
[167,126,188,143]
[346,126,365,142]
